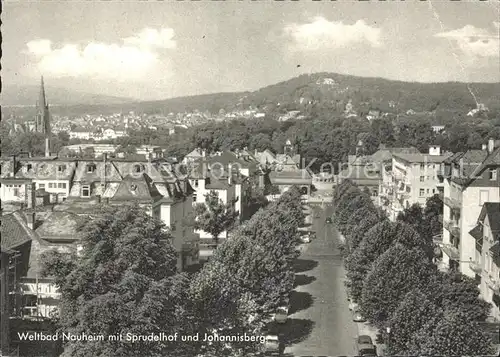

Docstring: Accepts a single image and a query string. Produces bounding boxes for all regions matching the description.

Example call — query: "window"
[479,190,489,206]
[433,189,435,193]
[426,189,430,194]
[38,183,45,189]
[130,184,137,192]
[58,183,66,189]
[420,176,425,182]
[58,165,66,172]
[86,164,95,173]
[490,169,498,181]
[81,185,91,197]
[26,164,32,171]
[194,180,199,188]
[134,164,144,173]
[420,163,425,170]
[48,183,54,188]
[372,190,378,197]
[419,189,425,197]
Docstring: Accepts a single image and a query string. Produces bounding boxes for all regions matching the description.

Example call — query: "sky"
[3,1,500,101]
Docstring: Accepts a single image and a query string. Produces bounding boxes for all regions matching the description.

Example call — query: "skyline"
[3,1,500,101]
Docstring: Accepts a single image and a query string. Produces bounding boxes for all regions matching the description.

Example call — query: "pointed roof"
[109,173,161,202]
[38,76,47,109]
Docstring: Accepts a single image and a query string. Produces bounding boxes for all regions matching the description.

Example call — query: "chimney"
[482,144,488,151]
[488,138,495,154]
[429,145,441,156]
[26,182,36,209]
[148,152,152,163]
[45,137,50,157]
[227,164,232,185]
[26,211,35,230]
[101,153,107,187]
[10,155,16,177]
[254,149,258,157]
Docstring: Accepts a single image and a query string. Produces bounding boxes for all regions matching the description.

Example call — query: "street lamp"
[386,327,392,356]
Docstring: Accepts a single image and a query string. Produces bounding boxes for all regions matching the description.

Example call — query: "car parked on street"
[273,306,289,324]
[301,234,311,243]
[353,309,367,322]
[263,334,281,355]
[325,217,332,223]
[357,343,377,356]
[357,335,373,345]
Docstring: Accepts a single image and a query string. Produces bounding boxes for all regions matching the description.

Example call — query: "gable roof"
[109,173,161,202]
[36,211,84,242]
[14,160,77,180]
[478,202,500,234]
[370,147,420,163]
[1,213,32,251]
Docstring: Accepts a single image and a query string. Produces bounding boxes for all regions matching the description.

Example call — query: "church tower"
[35,76,51,135]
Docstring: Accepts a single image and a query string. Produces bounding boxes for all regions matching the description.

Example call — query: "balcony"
[443,220,460,237]
[469,260,483,274]
[484,273,500,292]
[443,196,462,210]
[440,243,460,261]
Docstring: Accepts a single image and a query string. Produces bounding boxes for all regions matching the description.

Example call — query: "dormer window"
[86,164,96,173]
[26,164,32,171]
[130,184,137,192]
[81,185,91,197]
[58,165,66,172]
[133,164,144,173]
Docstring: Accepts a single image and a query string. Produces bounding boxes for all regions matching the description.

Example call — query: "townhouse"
[383,145,451,220]
[439,139,500,277]
[187,150,258,259]
[255,140,313,195]
[470,202,500,320]
[1,154,77,205]
[64,154,199,271]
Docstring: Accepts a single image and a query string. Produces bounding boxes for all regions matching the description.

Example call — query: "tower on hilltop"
[35,76,51,135]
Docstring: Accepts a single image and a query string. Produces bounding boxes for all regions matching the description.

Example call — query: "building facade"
[439,139,500,277]
[384,146,451,220]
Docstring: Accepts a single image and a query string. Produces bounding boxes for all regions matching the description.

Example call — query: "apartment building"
[384,145,451,220]
[187,151,256,260]
[470,202,500,320]
[1,155,77,205]
[439,139,500,277]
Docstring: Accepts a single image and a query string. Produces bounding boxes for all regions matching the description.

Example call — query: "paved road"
[282,204,358,356]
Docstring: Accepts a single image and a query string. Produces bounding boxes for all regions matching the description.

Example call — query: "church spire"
[38,76,47,110]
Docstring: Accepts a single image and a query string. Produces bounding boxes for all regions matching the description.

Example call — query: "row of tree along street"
[333,180,494,356]
[40,186,305,357]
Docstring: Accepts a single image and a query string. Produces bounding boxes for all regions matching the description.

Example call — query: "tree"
[346,213,381,253]
[360,244,435,326]
[194,191,239,244]
[396,203,424,227]
[40,204,191,357]
[411,310,494,356]
[387,290,443,355]
[336,193,374,233]
[422,271,491,322]
[346,220,431,301]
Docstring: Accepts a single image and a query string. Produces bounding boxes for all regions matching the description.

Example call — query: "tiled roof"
[393,152,453,163]
[73,160,122,182]
[370,147,420,163]
[483,202,500,233]
[206,179,231,190]
[109,174,161,202]
[0,213,32,251]
[270,169,312,180]
[15,160,77,180]
[36,211,84,241]
[490,241,500,257]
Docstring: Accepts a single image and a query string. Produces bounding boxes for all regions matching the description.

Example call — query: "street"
[281,202,359,356]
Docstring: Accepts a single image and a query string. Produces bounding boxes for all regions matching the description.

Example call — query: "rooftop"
[36,211,84,242]
[393,152,453,164]
[0,213,32,251]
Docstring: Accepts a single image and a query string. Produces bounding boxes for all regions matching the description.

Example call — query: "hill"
[4,73,500,118]
[1,84,134,107]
